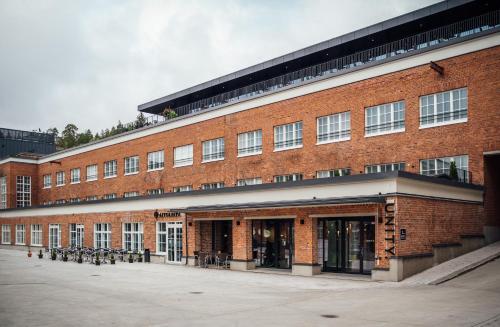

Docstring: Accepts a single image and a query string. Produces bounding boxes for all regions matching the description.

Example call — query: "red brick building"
[1,0,499,281]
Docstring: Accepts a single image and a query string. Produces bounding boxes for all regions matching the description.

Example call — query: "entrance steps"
[402,241,500,285]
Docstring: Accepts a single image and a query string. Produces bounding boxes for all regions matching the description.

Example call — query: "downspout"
[185,214,189,265]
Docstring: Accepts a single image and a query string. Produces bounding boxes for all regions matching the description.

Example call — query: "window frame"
[419,87,468,128]
[70,168,81,184]
[94,223,112,249]
[201,182,225,190]
[122,222,144,252]
[86,164,98,181]
[173,144,194,167]
[316,168,351,178]
[365,101,405,137]
[273,173,303,183]
[147,150,165,171]
[236,177,263,186]
[173,185,193,192]
[237,130,263,157]
[420,155,469,182]
[16,176,31,208]
[202,138,225,163]
[43,174,52,189]
[365,162,406,174]
[104,160,118,178]
[0,176,7,209]
[317,112,351,144]
[56,171,65,186]
[274,121,303,151]
[31,224,42,246]
[2,224,11,244]
[124,156,140,175]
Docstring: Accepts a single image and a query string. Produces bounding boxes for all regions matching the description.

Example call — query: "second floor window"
[148,150,165,171]
[104,160,117,178]
[56,171,65,186]
[317,112,351,143]
[70,168,80,184]
[274,173,303,183]
[274,122,302,150]
[43,174,51,188]
[124,156,139,174]
[174,144,193,167]
[16,176,31,208]
[237,177,262,186]
[365,101,405,136]
[420,88,467,127]
[420,155,469,182]
[238,130,262,156]
[86,164,98,181]
[0,176,6,209]
[365,162,405,174]
[316,168,351,178]
[202,138,225,162]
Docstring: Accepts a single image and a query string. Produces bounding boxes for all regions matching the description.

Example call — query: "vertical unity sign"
[384,199,396,256]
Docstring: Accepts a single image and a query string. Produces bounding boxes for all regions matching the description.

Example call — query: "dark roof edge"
[138,0,473,110]
[0,171,483,213]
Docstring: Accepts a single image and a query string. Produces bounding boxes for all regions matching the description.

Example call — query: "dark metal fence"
[0,128,55,144]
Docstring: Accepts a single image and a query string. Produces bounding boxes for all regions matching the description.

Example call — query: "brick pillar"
[292,215,320,276]
[84,220,93,248]
[231,218,255,270]
[185,217,200,266]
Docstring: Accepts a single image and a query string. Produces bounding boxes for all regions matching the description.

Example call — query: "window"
[201,182,224,190]
[43,201,52,206]
[2,224,11,244]
[124,191,140,198]
[274,121,303,150]
[365,162,406,174]
[202,138,225,162]
[123,223,144,252]
[365,101,405,136]
[237,178,262,186]
[274,173,303,183]
[94,223,111,249]
[317,112,351,143]
[157,222,183,263]
[124,156,139,175]
[420,155,469,182]
[173,185,193,192]
[104,160,117,178]
[55,199,66,205]
[56,171,65,186]
[16,176,31,207]
[316,168,351,178]
[420,88,467,127]
[147,189,164,195]
[69,224,84,248]
[86,164,98,181]
[31,224,42,246]
[48,224,61,249]
[103,193,117,200]
[15,224,25,245]
[69,198,80,203]
[0,176,6,209]
[147,150,165,171]
[86,195,98,201]
[174,144,193,167]
[238,130,262,156]
[70,168,80,184]
[43,174,51,188]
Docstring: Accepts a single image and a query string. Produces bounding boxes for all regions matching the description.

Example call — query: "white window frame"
[202,138,225,163]
[69,223,84,248]
[316,168,351,178]
[56,171,65,186]
[124,191,140,198]
[238,130,263,157]
[365,101,405,137]
[31,224,42,246]
[70,168,80,184]
[86,195,98,201]
[157,222,183,263]
[16,176,31,208]
[104,160,117,178]
[2,224,11,244]
[317,112,351,144]
[237,177,262,186]
[43,174,52,189]
[123,222,144,252]
[0,176,7,209]
[147,188,164,195]
[15,224,25,245]
[365,162,406,174]
[201,182,224,190]
[419,88,468,128]
[103,193,117,200]
[94,223,112,249]
[174,144,193,167]
[48,224,61,249]
[420,155,469,182]
[147,150,165,171]
[274,174,303,183]
[124,156,140,175]
[86,164,98,181]
[173,185,193,192]
[274,121,303,151]
[55,199,66,205]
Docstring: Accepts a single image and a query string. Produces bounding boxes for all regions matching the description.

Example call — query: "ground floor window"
[252,219,293,269]
[94,223,111,249]
[157,222,183,263]
[49,224,61,249]
[15,224,25,245]
[2,224,11,244]
[69,224,84,248]
[31,224,42,246]
[123,223,144,252]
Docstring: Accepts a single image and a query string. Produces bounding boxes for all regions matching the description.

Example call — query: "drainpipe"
[185,214,189,265]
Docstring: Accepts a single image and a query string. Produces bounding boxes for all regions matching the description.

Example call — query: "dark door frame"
[252,219,294,269]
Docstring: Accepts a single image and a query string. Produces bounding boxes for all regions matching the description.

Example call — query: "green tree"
[162,108,178,120]
[449,161,459,181]
[135,112,146,128]
[76,129,93,145]
[61,124,78,148]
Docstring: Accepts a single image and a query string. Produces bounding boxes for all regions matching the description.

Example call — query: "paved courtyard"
[0,249,499,327]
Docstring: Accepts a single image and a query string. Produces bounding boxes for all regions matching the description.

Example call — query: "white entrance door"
[70,224,85,248]
[167,223,183,263]
[49,224,61,249]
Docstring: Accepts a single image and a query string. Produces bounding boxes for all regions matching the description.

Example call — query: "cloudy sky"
[0,0,439,134]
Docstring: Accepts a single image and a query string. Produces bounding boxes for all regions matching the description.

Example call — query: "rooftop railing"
[170,10,499,116]
[0,128,55,144]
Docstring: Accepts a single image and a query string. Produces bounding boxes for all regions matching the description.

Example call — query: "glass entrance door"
[167,222,182,263]
[252,219,293,269]
[70,224,84,248]
[320,217,375,274]
[49,224,61,249]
